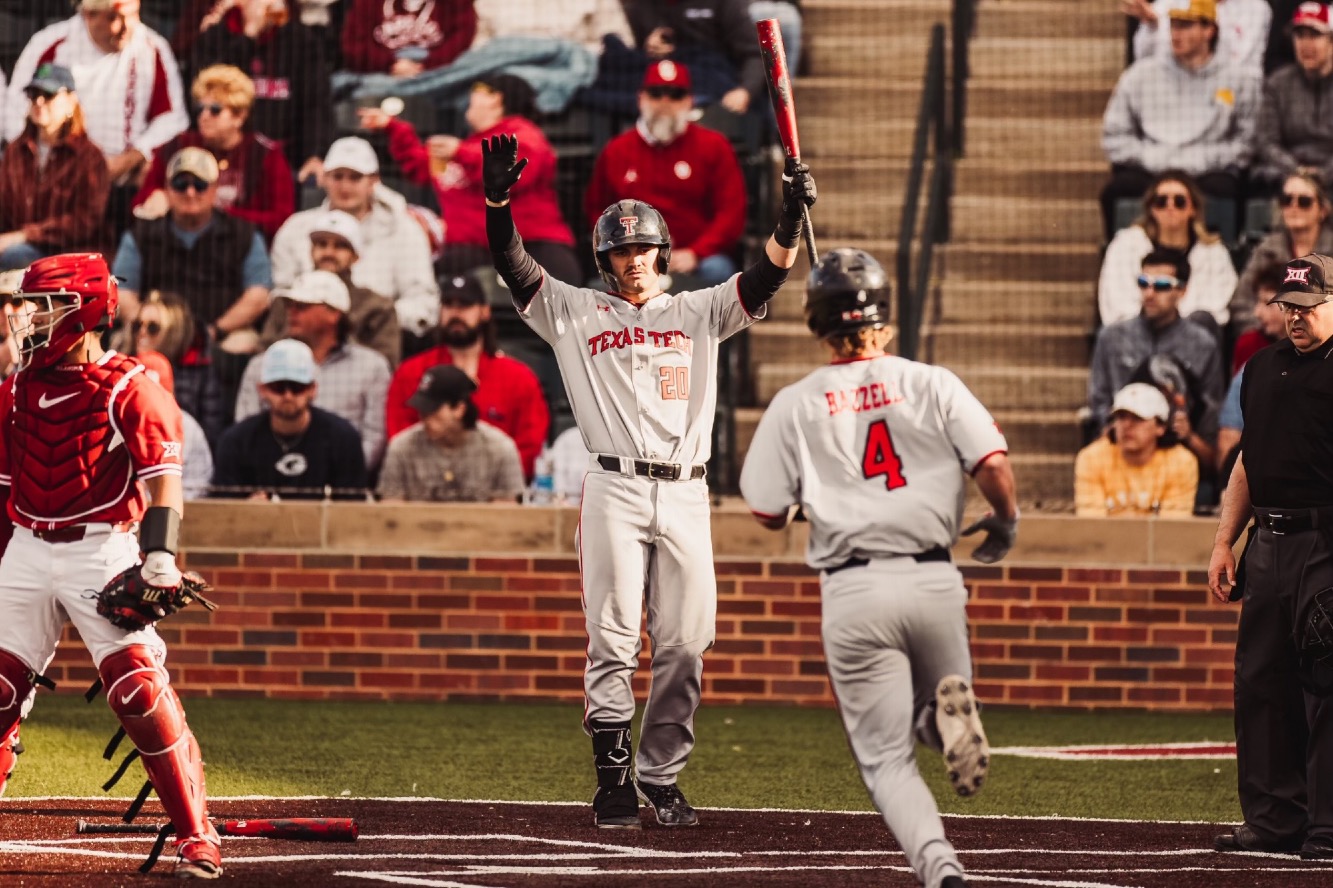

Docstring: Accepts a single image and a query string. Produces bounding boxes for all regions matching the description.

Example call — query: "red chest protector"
[8,355,146,528]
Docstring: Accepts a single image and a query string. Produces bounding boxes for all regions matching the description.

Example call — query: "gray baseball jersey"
[740,355,1007,569]
[740,352,1006,886]
[517,273,761,785]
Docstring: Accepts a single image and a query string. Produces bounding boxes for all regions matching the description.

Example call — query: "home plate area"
[0,798,1329,887]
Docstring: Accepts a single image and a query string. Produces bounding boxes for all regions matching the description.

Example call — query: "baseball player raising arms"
[0,255,222,879]
[740,249,1019,888]
[482,134,816,829]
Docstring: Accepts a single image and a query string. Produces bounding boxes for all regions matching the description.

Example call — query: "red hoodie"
[341,0,477,73]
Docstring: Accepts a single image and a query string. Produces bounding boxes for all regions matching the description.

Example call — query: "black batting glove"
[481,134,529,203]
[780,158,816,224]
[961,513,1019,564]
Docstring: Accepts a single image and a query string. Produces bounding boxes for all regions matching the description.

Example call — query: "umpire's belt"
[25,522,133,543]
[597,455,706,482]
[824,547,952,575]
[1253,507,1333,536]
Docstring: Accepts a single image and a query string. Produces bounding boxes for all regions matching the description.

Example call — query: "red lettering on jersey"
[825,382,904,416]
[584,328,695,357]
[648,330,663,347]
[633,327,645,344]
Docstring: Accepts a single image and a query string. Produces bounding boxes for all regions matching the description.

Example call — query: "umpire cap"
[804,248,892,339]
[1274,253,1333,308]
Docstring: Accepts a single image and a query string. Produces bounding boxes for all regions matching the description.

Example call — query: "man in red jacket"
[584,60,747,287]
[385,271,549,479]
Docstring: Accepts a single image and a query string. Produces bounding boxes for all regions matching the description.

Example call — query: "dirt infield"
[1,797,1330,887]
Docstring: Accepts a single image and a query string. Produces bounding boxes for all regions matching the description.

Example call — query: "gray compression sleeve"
[487,202,543,310]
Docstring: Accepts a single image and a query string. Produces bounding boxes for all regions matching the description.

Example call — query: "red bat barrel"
[756,18,799,161]
[217,818,359,842]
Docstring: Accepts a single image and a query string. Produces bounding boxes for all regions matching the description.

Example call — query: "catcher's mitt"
[95,566,218,631]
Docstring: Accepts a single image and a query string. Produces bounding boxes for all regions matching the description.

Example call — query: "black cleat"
[1214,824,1301,854]
[592,783,641,829]
[636,780,698,827]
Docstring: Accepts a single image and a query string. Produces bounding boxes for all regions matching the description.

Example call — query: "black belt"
[1253,508,1333,535]
[597,455,705,482]
[29,522,132,543]
[824,546,951,575]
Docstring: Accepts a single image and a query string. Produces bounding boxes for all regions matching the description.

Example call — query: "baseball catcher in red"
[0,253,222,879]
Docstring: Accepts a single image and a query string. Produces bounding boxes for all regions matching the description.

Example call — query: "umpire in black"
[1208,253,1333,859]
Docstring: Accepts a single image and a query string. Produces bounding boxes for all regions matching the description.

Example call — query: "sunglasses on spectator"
[1281,192,1317,209]
[267,381,313,396]
[169,174,210,193]
[132,319,162,336]
[23,88,59,102]
[644,86,689,100]
[1275,302,1325,315]
[1137,274,1182,291]
[196,103,227,116]
[1151,194,1189,210]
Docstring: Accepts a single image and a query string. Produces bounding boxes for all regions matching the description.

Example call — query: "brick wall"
[41,503,1237,710]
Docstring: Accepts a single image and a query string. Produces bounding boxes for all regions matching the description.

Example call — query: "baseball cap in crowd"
[642,60,692,94]
[473,73,536,119]
[283,270,351,313]
[1111,383,1170,423]
[1292,1,1333,32]
[323,137,379,175]
[1167,0,1217,23]
[25,63,75,98]
[308,210,365,255]
[408,365,478,416]
[261,339,318,386]
[1274,254,1333,307]
[439,272,486,306]
[166,147,220,185]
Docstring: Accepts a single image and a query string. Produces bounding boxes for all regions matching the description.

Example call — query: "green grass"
[14,696,1241,823]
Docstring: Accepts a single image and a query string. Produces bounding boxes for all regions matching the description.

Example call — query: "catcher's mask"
[1300,585,1333,695]
[10,253,119,370]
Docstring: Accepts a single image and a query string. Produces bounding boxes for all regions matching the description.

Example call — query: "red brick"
[1008,605,1066,621]
[742,580,800,597]
[1035,625,1088,641]
[211,608,272,627]
[1152,627,1208,644]
[1129,686,1184,703]
[181,668,240,685]
[363,633,418,648]
[451,575,503,591]
[1009,684,1064,702]
[1152,587,1208,604]
[418,556,469,571]
[771,601,821,617]
[387,613,442,629]
[719,599,765,615]
[384,653,442,668]
[1035,585,1092,602]
[331,612,386,629]
[301,631,357,647]
[420,673,475,690]
[975,584,1031,601]
[770,680,830,698]
[242,669,299,685]
[771,639,825,657]
[242,552,299,568]
[978,663,1031,679]
[1151,667,1208,683]
[476,557,531,573]
[301,591,355,607]
[504,654,560,670]
[1126,607,1182,623]
[303,554,355,569]
[534,674,584,691]
[1069,685,1122,703]
[1184,647,1235,664]
[740,620,796,635]
[1011,644,1064,660]
[1068,645,1123,662]
[185,629,241,645]
[533,558,579,573]
[739,659,794,676]
[966,603,1005,620]
[271,651,328,666]
[389,574,447,590]
[359,671,417,689]
[1036,664,1090,682]
[359,555,413,570]
[419,593,471,609]
[1069,568,1124,583]
[1093,626,1149,643]
[504,614,559,631]
[505,576,565,592]
[279,571,331,589]
[1094,587,1151,603]
[478,673,535,690]
[240,591,299,607]
[357,593,414,608]
[975,624,1030,639]
[768,562,817,577]
[1128,569,1182,584]
[1010,567,1063,581]
[334,574,390,590]
[447,613,503,631]
[272,611,326,627]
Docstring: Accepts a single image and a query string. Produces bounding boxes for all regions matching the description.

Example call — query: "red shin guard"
[0,649,34,798]
[99,646,216,845]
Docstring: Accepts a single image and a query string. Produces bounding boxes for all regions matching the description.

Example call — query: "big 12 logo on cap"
[1286,265,1312,286]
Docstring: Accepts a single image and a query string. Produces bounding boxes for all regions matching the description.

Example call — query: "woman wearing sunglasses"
[130,64,294,242]
[1098,170,1237,331]
[1230,169,1333,329]
[0,63,109,271]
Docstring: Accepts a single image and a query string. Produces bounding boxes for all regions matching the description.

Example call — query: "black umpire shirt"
[1239,337,1333,507]
[211,406,368,500]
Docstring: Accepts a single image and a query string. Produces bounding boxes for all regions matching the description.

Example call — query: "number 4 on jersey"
[862,419,907,490]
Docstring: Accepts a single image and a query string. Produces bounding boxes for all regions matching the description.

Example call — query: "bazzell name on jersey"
[824,381,905,416]
[587,327,694,356]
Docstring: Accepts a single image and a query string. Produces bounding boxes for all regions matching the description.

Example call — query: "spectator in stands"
[1089,248,1226,430]
[4,0,189,240]
[1232,260,1290,371]
[385,272,549,478]
[1253,3,1333,191]
[587,0,765,116]
[585,61,748,287]
[270,137,440,342]
[0,64,110,270]
[235,270,392,469]
[212,338,368,500]
[335,0,476,92]
[377,365,525,502]
[749,1,803,75]
[1100,0,1261,239]
[549,424,591,504]
[1098,170,1236,329]
[187,0,332,183]
[359,74,581,282]
[135,350,213,501]
[114,147,271,425]
[1075,382,1199,517]
[1125,0,1271,71]
[111,288,227,445]
[1230,169,1333,327]
[131,64,294,243]
[261,210,401,366]
[172,0,342,58]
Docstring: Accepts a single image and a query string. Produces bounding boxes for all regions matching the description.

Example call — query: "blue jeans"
[696,253,739,287]
[0,241,47,272]
[749,1,803,75]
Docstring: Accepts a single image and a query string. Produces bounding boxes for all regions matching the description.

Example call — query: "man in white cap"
[1074,382,1199,517]
[270,136,439,343]
[234,270,392,469]
[4,0,189,233]
[261,209,400,366]
[211,338,368,500]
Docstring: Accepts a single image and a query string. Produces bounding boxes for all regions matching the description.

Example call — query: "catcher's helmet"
[593,199,671,287]
[11,253,119,369]
[804,248,892,339]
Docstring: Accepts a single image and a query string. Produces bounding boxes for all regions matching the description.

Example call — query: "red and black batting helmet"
[593,199,671,287]
[12,252,119,369]
[804,247,892,340]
